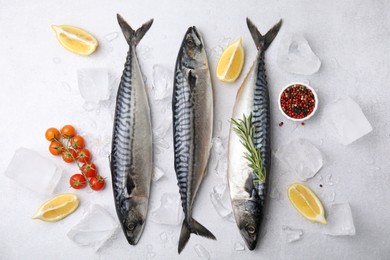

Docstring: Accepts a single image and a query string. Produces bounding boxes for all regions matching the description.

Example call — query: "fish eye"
[246,225,256,234]
[186,36,195,47]
[127,222,136,231]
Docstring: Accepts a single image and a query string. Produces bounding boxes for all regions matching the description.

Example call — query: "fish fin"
[246,17,282,51]
[178,218,216,254]
[178,220,191,254]
[244,174,254,194]
[117,14,153,46]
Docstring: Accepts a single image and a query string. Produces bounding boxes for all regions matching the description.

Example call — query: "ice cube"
[104,32,118,42]
[323,203,356,236]
[234,242,245,251]
[194,244,210,260]
[277,33,321,75]
[282,226,303,243]
[4,148,62,195]
[323,97,373,145]
[151,64,172,101]
[210,137,228,178]
[150,193,183,225]
[67,204,119,251]
[275,139,323,181]
[209,184,232,219]
[77,68,111,110]
[152,166,165,182]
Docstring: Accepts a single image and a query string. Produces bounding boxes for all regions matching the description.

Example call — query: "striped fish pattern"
[110,14,153,246]
[228,18,282,250]
[252,51,270,200]
[173,26,216,254]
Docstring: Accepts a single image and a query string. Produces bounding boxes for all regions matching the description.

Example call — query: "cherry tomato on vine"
[61,125,76,138]
[62,149,76,163]
[49,141,64,156]
[90,175,105,191]
[81,162,97,178]
[45,128,60,141]
[70,174,86,189]
[70,135,85,149]
[77,148,92,163]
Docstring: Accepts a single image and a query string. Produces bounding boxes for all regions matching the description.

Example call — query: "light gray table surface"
[1,0,389,259]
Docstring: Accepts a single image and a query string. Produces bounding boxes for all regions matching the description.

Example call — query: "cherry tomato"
[77,148,92,163]
[70,174,86,189]
[62,149,76,163]
[70,135,85,150]
[81,162,97,178]
[49,141,64,156]
[90,175,105,191]
[45,128,60,141]
[61,125,76,138]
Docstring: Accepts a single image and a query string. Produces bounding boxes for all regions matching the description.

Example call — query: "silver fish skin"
[110,14,153,246]
[172,26,215,254]
[228,18,282,250]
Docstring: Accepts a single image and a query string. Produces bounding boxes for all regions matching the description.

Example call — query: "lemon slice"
[288,183,327,224]
[51,25,98,56]
[32,193,79,222]
[216,37,245,83]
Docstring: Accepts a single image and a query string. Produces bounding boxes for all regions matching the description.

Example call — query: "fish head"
[232,198,262,250]
[179,26,207,69]
[122,207,145,245]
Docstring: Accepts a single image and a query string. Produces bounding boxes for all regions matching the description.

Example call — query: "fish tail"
[246,17,282,51]
[178,218,216,254]
[117,14,153,46]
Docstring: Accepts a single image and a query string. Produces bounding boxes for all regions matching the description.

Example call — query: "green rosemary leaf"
[231,113,266,183]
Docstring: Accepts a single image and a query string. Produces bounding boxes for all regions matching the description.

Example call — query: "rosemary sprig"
[231,113,266,183]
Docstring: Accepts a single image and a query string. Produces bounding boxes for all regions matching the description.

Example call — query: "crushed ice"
[282,225,303,243]
[194,244,210,260]
[209,183,233,219]
[150,193,183,225]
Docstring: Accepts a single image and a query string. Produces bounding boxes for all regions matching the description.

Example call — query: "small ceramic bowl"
[278,82,318,122]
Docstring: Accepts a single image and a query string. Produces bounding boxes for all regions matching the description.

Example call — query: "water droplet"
[194,244,210,260]
[325,174,338,186]
[234,242,245,251]
[160,232,168,243]
[62,82,71,92]
[104,32,118,41]
[53,57,61,64]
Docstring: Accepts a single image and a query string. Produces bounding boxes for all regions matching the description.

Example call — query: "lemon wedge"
[288,183,327,224]
[216,37,245,83]
[32,193,79,222]
[51,25,98,56]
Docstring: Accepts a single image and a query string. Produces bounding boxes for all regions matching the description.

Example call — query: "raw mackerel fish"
[228,18,282,250]
[110,14,153,245]
[172,26,215,254]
